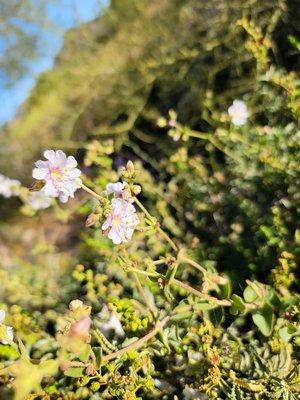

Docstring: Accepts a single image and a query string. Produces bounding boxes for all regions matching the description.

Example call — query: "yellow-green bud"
[69,299,83,311]
[85,213,100,227]
[132,185,141,195]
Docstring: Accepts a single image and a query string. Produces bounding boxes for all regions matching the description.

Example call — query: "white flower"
[228,100,249,126]
[98,305,125,337]
[32,150,82,203]
[0,174,21,198]
[102,314,125,337]
[105,182,124,198]
[0,309,14,344]
[102,198,139,244]
[27,191,52,210]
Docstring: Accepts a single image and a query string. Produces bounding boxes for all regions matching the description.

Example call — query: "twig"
[134,197,178,252]
[102,317,170,362]
[132,271,156,314]
[81,183,103,201]
[172,279,231,306]
[178,253,207,275]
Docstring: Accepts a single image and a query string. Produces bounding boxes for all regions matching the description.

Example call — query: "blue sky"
[0,0,108,126]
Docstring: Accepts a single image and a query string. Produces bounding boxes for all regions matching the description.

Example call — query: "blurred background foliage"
[0,0,299,399]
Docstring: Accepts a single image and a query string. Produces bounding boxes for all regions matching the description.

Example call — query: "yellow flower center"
[112,217,121,226]
[50,169,62,180]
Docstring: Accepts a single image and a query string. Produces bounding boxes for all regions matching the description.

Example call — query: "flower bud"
[69,316,91,338]
[132,185,141,195]
[157,117,167,128]
[85,213,99,227]
[168,119,177,128]
[8,362,20,376]
[76,264,84,272]
[121,160,137,180]
[91,381,100,391]
[60,361,71,372]
[122,188,132,201]
[86,363,96,376]
[69,299,83,311]
[126,160,135,174]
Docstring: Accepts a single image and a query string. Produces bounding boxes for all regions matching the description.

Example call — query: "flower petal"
[43,150,56,163]
[66,156,78,168]
[32,167,48,180]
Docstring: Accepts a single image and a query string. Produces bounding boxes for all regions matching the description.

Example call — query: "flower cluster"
[0,309,14,344]
[31,151,139,244]
[0,174,21,198]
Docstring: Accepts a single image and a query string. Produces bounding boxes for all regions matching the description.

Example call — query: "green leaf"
[194,301,217,311]
[17,339,30,362]
[207,307,224,327]
[40,359,58,376]
[170,311,193,321]
[278,325,297,343]
[288,35,300,52]
[93,347,102,370]
[260,225,274,240]
[252,304,274,336]
[78,344,91,363]
[230,295,246,315]
[219,278,231,299]
[243,285,258,303]
[64,367,85,378]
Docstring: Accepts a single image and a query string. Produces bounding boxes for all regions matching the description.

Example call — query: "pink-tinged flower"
[28,191,52,210]
[102,198,139,244]
[32,150,82,203]
[0,174,21,198]
[105,182,124,198]
[0,309,14,344]
[228,100,249,126]
[69,316,91,338]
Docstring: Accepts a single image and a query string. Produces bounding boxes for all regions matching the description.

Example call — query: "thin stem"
[126,266,161,278]
[102,317,170,362]
[156,225,178,252]
[133,196,154,221]
[187,129,240,163]
[127,266,231,307]
[172,279,231,307]
[179,254,207,275]
[81,183,103,201]
[132,271,156,314]
[179,252,228,285]
[134,197,178,252]
[153,259,167,265]
[186,129,210,140]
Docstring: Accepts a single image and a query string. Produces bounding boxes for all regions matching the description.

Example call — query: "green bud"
[85,213,100,227]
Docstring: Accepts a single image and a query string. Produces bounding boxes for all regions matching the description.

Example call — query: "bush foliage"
[0,0,299,399]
